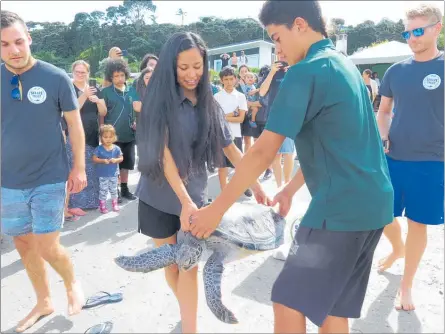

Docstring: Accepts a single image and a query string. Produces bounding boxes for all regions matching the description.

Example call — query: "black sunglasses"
[11,75,22,101]
[401,22,439,40]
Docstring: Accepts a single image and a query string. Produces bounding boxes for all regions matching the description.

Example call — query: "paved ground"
[1,163,444,333]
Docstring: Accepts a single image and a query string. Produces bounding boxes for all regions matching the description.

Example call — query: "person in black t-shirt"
[220,53,230,68]
[65,60,107,215]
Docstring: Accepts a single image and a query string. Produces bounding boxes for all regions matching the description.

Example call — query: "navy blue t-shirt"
[1,61,78,189]
[379,53,444,161]
[93,145,122,177]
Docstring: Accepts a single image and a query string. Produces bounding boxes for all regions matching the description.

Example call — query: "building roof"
[208,39,275,55]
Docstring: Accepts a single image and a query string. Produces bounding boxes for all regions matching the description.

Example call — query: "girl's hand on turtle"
[251,183,272,206]
[180,200,198,232]
[190,205,223,239]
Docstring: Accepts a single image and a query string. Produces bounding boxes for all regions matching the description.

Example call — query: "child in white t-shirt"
[214,67,252,197]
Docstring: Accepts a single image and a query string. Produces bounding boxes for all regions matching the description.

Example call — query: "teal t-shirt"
[102,84,140,143]
[265,39,394,232]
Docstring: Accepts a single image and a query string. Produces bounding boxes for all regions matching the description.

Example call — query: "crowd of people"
[1,0,443,333]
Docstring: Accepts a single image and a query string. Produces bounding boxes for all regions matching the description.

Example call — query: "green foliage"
[27,6,413,73]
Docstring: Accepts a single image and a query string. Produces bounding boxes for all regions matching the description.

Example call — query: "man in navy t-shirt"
[1,10,86,332]
[377,3,444,312]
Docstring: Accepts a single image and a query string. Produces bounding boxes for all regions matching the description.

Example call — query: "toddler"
[244,72,260,128]
[92,125,124,213]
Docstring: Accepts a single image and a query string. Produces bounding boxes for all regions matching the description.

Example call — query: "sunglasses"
[401,22,439,40]
[11,75,22,101]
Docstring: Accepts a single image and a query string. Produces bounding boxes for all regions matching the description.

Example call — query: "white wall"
[258,44,273,67]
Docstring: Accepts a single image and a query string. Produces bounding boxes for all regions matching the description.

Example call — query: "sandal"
[84,321,113,333]
[82,291,123,309]
[69,208,87,216]
[65,215,80,222]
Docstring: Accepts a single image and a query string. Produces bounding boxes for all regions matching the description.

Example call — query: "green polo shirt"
[266,39,394,232]
[102,84,140,143]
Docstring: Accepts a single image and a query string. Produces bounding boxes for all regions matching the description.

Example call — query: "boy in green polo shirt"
[101,59,141,202]
[189,1,394,332]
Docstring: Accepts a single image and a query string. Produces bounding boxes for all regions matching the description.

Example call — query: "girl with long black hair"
[135,31,267,332]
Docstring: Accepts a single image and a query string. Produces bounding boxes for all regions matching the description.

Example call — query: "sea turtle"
[114,202,286,324]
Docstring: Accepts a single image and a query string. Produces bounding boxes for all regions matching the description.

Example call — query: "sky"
[2,0,443,27]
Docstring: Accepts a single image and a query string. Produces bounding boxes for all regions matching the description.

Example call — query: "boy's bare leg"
[273,302,306,333]
[378,218,405,272]
[319,316,349,334]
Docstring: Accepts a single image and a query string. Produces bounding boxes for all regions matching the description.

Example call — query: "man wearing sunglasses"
[1,11,86,332]
[377,3,444,312]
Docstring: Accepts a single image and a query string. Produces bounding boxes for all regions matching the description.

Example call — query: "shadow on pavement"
[232,255,284,306]
[352,272,422,333]
[1,315,73,334]
[1,199,139,281]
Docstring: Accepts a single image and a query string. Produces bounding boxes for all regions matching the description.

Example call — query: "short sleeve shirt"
[214,89,248,138]
[102,84,140,143]
[1,61,78,189]
[136,91,233,216]
[265,39,394,232]
[93,145,123,177]
[379,54,444,162]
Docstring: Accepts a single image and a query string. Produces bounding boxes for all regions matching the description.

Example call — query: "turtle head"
[176,233,206,271]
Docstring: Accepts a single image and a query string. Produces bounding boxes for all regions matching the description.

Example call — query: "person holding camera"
[64,60,107,216]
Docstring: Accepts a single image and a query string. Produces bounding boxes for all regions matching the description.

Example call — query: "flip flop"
[65,215,80,222]
[69,208,87,216]
[84,321,113,334]
[82,291,123,309]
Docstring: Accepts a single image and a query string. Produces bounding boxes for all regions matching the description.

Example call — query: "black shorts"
[271,225,383,327]
[241,116,266,139]
[115,141,136,170]
[138,200,180,239]
[220,137,243,168]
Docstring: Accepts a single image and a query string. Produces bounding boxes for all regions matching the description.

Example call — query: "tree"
[176,8,187,26]
[123,0,156,25]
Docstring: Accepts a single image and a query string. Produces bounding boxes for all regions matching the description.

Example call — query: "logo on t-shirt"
[423,74,441,90]
[27,86,47,104]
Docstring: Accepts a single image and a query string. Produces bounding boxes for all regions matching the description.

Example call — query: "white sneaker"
[273,243,290,261]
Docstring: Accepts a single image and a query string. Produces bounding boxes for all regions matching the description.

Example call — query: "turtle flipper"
[203,252,238,324]
[115,244,180,273]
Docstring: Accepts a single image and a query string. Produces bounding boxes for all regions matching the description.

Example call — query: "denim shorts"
[1,182,67,236]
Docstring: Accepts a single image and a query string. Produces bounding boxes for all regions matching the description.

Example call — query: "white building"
[208,39,276,71]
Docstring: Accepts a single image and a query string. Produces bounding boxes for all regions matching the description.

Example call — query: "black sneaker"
[117,188,123,204]
[244,189,253,197]
[262,169,272,180]
[121,188,137,201]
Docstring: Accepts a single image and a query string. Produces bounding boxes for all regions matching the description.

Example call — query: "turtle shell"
[213,202,285,251]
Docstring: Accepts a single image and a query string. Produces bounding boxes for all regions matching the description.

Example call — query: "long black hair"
[137,31,226,182]
[135,66,153,101]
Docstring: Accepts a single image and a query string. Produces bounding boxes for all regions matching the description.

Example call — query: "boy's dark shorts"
[115,140,136,170]
[271,224,384,327]
[220,137,243,168]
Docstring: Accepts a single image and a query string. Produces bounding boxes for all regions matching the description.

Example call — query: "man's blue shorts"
[1,182,66,236]
[386,156,444,225]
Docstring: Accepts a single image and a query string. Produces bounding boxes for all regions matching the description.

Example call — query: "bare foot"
[15,303,54,332]
[395,288,415,311]
[67,281,85,316]
[378,250,404,273]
